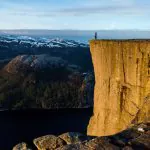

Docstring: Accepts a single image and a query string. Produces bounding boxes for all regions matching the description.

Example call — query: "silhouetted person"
[95,32,97,40]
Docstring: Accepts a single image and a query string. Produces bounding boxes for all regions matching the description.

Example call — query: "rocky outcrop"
[33,135,66,150]
[12,123,150,150]
[129,131,150,149]
[88,40,150,136]
[12,142,31,150]
[58,132,91,144]
[56,138,120,150]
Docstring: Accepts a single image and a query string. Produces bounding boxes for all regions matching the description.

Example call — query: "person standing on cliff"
[95,32,97,40]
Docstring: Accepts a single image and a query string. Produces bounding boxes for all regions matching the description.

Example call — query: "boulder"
[88,40,150,136]
[109,123,147,147]
[12,124,150,150]
[57,137,119,150]
[33,135,66,150]
[129,130,150,149]
[12,142,31,150]
[58,132,91,144]
[85,137,120,150]
[56,142,90,150]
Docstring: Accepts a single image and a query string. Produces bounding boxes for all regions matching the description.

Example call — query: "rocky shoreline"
[13,123,150,150]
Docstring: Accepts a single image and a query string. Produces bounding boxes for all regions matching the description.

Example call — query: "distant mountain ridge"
[1,30,150,39]
[0,35,88,48]
[0,35,93,72]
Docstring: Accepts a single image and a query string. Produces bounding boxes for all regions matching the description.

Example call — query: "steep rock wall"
[88,40,150,136]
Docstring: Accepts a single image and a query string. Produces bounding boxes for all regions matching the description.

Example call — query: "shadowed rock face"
[88,40,150,136]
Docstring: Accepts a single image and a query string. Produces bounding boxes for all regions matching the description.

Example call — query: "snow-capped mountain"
[4,54,68,74]
[0,35,88,48]
[0,35,92,72]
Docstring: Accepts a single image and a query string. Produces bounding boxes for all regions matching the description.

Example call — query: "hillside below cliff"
[0,55,94,110]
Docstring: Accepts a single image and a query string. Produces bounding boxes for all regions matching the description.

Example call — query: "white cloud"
[1,5,149,18]
[0,0,149,18]
[0,0,150,30]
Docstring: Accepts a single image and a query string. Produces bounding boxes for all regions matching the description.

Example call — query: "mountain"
[4,54,68,74]
[0,35,88,48]
[0,54,94,110]
[0,35,93,72]
[0,34,94,109]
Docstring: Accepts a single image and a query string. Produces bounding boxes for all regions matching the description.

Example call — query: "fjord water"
[0,109,93,149]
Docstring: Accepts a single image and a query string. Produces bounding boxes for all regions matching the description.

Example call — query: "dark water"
[0,108,93,150]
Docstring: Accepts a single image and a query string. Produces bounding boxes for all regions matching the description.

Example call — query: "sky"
[0,0,150,30]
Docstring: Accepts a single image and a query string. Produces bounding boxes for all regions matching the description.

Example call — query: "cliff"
[87,40,150,136]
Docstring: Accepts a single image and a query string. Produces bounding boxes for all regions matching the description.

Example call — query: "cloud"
[0,0,149,18]
[4,5,149,18]
[0,0,150,30]
[58,5,150,16]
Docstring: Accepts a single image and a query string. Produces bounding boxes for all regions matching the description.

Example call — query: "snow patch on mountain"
[0,35,89,48]
[16,36,35,41]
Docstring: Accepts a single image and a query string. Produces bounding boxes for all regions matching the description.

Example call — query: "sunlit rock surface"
[58,132,90,144]
[12,142,31,150]
[33,135,66,150]
[88,40,150,136]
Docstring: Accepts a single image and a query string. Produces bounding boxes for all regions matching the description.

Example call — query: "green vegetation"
[0,69,94,109]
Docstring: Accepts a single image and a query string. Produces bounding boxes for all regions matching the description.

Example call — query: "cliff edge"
[88,40,150,136]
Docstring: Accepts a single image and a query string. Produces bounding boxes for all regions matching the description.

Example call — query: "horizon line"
[0,29,150,31]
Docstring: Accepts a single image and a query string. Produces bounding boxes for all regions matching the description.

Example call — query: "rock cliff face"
[88,40,150,136]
